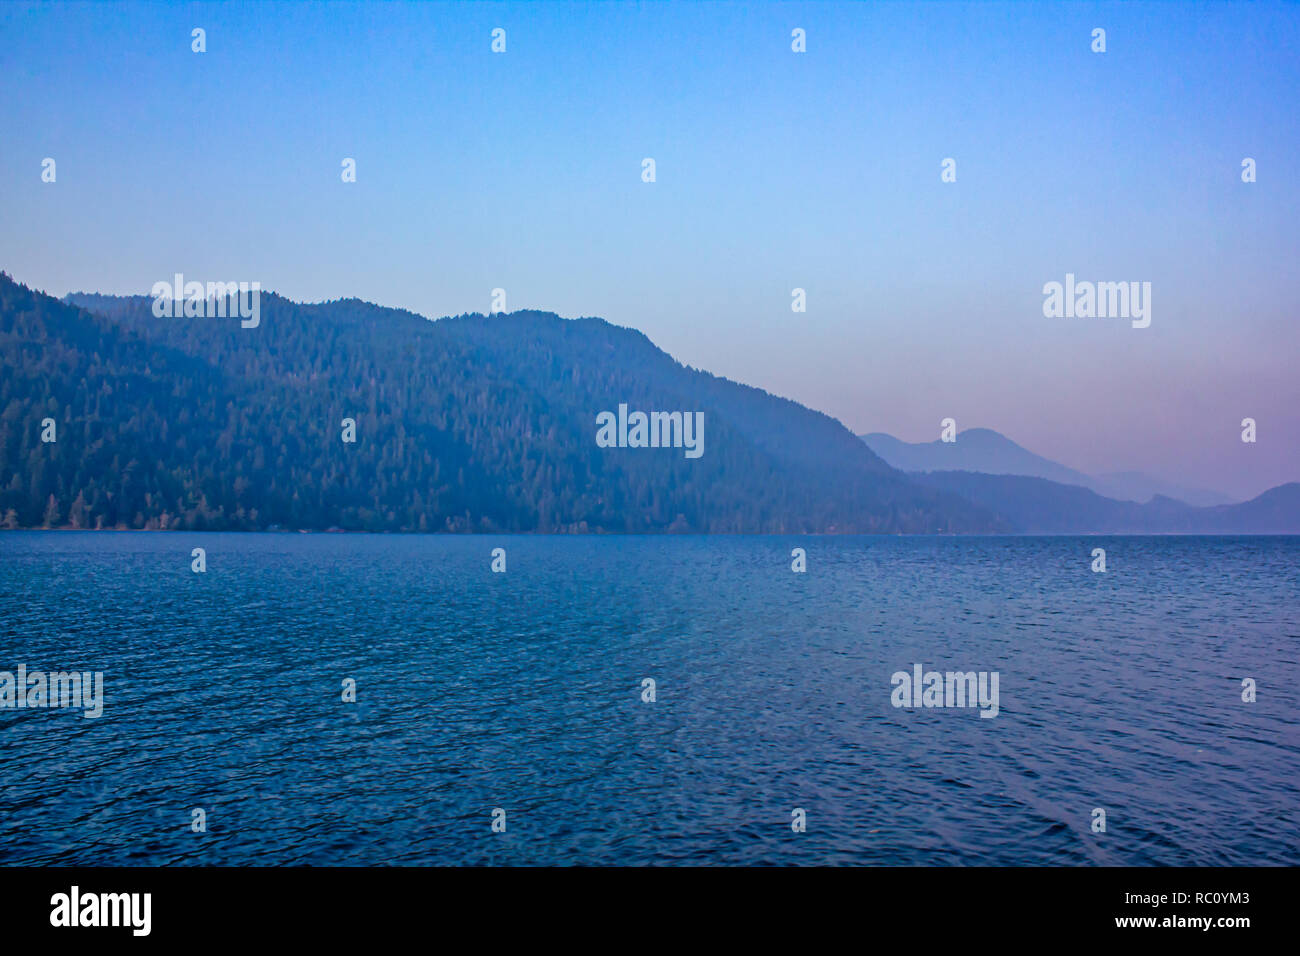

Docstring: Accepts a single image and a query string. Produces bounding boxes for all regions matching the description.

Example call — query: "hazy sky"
[2,1,1297,499]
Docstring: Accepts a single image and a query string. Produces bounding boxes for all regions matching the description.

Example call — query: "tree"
[68,492,88,529]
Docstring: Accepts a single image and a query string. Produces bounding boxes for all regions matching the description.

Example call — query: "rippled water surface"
[0,532,1297,865]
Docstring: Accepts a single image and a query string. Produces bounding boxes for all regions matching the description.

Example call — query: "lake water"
[0,532,1296,866]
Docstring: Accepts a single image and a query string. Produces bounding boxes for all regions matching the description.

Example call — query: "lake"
[0,532,1296,865]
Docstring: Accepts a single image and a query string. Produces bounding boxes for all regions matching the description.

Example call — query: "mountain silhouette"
[4,272,1290,534]
[862,428,1235,506]
[0,272,1000,533]
[914,471,1300,533]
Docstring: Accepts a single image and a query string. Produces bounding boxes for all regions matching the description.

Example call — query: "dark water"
[0,532,1296,866]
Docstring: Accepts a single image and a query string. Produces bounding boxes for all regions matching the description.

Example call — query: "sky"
[1,0,1297,500]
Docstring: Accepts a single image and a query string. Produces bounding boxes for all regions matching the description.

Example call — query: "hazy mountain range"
[0,273,995,534]
[861,428,1235,507]
[857,427,1300,532]
[1,270,1295,534]
[911,471,1300,535]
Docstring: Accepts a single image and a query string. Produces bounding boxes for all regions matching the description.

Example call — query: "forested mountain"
[0,272,1001,533]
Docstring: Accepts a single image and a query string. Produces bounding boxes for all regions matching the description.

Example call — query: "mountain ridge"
[913,470,1300,534]
[1,272,1000,533]
[861,427,1236,507]
[4,272,1293,534]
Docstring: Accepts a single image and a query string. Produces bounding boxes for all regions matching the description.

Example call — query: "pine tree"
[68,492,88,529]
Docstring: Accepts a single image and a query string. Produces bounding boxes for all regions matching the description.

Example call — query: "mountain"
[913,471,1300,534]
[1088,471,1234,508]
[862,427,1093,486]
[861,428,1234,506]
[0,272,1002,533]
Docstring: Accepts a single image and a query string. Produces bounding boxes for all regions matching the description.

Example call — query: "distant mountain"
[0,272,1001,533]
[861,428,1234,507]
[914,471,1300,534]
[862,427,1093,485]
[1089,471,1234,508]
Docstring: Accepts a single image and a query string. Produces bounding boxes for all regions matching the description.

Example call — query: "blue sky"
[2,1,1297,499]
